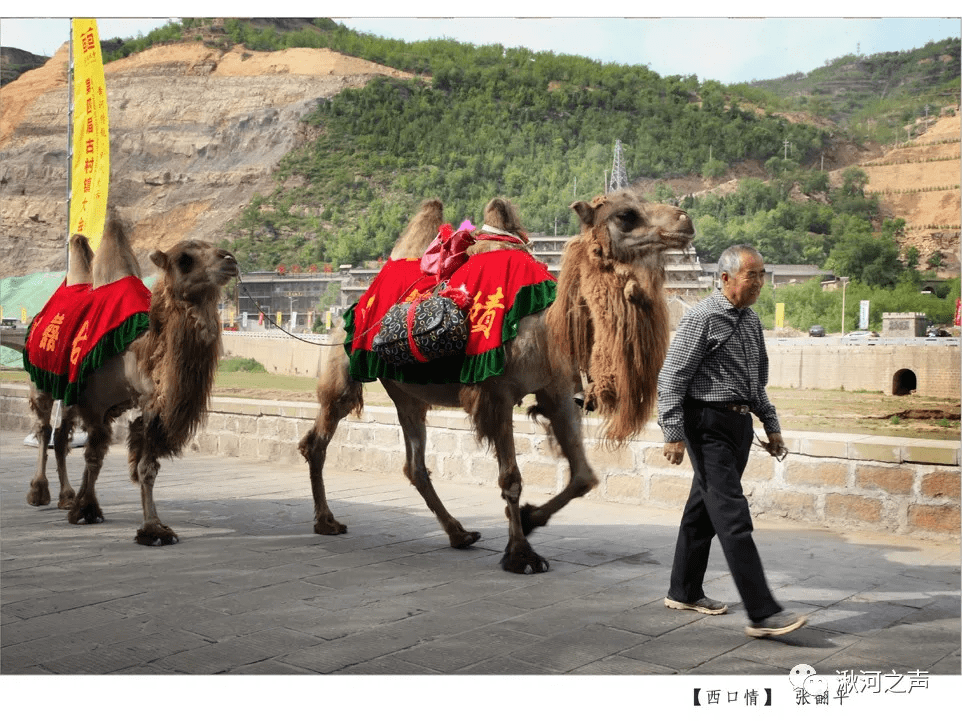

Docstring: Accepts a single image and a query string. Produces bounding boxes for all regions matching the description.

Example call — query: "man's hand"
[663,440,685,465]
[763,432,788,460]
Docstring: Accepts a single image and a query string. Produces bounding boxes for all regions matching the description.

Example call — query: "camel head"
[149,240,238,305]
[390,198,445,260]
[571,189,695,265]
[66,234,94,286]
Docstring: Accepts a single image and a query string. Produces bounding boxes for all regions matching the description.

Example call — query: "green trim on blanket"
[23,313,150,406]
[345,278,557,386]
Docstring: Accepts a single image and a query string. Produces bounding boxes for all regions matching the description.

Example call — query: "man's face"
[722,253,766,308]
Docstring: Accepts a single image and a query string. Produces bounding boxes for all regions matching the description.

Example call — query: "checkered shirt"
[657,289,781,443]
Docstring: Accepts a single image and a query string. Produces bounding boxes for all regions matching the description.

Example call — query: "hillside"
[747,37,960,132]
[0,41,409,276]
[0,47,47,86]
[857,112,961,274]
[0,20,958,281]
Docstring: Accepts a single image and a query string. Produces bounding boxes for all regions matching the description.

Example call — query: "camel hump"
[66,234,94,286]
[93,215,142,288]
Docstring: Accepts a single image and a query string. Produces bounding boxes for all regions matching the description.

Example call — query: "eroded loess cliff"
[0,42,411,277]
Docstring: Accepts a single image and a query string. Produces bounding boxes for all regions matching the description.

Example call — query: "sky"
[1,3,959,86]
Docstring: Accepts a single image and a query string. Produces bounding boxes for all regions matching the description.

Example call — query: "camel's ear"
[571,200,594,227]
[149,249,169,271]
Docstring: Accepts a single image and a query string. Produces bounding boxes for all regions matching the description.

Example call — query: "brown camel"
[25,217,238,545]
[299,190,694,573]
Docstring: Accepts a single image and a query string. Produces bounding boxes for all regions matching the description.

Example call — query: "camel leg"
[128,414,179,546]
[68,420,110,525]
[520,385,599,536]
[298,352,360,535]
[385,383,481,549]
[26,391,53,506]
[471,392,548,574]
[51,406,78,509]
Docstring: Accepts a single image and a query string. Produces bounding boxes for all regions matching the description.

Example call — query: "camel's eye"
[176,254,194,273]
[613,209,641,230]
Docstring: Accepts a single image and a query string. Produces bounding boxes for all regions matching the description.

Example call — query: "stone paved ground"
[1,430,958,679]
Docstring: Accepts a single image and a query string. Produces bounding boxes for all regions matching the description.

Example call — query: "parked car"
[844,330,879,339]
[808,325,825,337]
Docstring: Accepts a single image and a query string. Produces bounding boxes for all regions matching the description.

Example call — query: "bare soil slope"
[858,113,961,275]
[0,42,411,277]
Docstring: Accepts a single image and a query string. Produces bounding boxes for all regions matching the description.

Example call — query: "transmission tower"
[609,139,629,192]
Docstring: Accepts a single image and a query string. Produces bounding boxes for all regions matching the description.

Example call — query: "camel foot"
[520,503,550,537]
[500,540,550,574]
[449,529,481,549]
[136,522,179,546]
[314,516,347,535]
[68,501,104,525]
[57,490,76,510]
[27,480,51,507]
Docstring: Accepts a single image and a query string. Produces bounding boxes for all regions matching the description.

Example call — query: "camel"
[24,217,238,545]
[299,190,694,573]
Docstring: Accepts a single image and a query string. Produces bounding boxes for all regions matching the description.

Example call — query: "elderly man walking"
[657,243,806,638]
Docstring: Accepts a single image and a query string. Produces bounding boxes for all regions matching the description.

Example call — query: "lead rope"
[234,267,423,347]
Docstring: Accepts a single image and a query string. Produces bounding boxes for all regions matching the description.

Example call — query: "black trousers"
[667,404,781,623]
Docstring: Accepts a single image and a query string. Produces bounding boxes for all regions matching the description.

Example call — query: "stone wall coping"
[2,382,957,466]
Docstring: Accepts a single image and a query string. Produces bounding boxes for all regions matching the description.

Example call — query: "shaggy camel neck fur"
[545,192,676,444]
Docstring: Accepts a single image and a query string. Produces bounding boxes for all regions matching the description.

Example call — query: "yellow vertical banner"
[276,311,282,328]
[70,19,110,250]
[775,302,785,329]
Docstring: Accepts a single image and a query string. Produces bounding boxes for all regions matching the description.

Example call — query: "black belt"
[686,399,751,415]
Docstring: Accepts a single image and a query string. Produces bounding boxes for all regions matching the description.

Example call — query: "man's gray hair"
[718,244,762,277]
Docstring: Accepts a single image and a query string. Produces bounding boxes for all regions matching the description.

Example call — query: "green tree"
[701,158,728,180]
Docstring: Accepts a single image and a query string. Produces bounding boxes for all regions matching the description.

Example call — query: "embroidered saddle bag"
[372,287,469,367]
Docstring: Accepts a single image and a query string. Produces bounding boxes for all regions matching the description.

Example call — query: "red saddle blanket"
[23,277,151,406]
[346,249,556,384]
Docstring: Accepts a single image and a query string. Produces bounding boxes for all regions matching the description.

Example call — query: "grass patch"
[219,357,267,373]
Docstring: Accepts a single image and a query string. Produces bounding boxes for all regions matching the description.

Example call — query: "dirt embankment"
[0,42,413,278]
[858,112,961,275]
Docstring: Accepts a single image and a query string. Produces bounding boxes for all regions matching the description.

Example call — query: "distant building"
[233,239,827,330]
[882,312,928,338]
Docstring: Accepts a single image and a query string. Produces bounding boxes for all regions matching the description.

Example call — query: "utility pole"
[840,277,850,336]
[783,139,790,160]
[610,139,628,191]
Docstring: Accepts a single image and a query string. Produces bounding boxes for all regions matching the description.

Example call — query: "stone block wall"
[2,383,958,540]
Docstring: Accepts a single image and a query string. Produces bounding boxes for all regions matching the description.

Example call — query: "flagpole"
[66,19,74,268]
[53,20,76,436]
